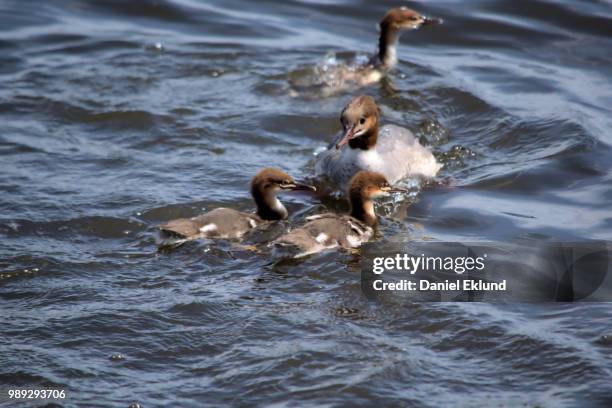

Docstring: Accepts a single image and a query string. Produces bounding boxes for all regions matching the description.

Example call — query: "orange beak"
[335,126,356,150]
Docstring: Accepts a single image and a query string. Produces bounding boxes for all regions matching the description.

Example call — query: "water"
[1,0,612,406]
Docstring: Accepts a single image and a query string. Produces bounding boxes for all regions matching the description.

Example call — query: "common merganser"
[158,168,315,247]
[271,171,406,258]
[289,7,442,95]
[371,7,443,73]
[315,95,441,191]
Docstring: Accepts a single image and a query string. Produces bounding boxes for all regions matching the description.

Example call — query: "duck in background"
[158,168,315,248]
[315,95,440,192]
[289,7,442,95]
[369,7,443,79]
[271,171,407,258]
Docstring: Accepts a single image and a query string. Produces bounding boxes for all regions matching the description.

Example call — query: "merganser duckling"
[315,95,441,191]
[158,168,315,247]
[271,171,406,258]
[289,7,442,95]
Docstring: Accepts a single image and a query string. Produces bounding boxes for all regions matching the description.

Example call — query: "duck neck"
[348,124,378,150]
[251,188,287,220]
[377,24,400,69]
[349,197,377,227]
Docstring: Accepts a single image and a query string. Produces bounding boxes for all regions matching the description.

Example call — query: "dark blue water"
[1,0,612,406]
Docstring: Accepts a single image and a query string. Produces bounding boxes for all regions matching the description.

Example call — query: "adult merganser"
[315,95,441,191]
[271,171,406,258]
[289,7,442,95]
[370,7,443,72]
[158,168,315,247]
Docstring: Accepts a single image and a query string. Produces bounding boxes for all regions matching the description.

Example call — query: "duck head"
[250,168,315,220]
[336,95,380,150]
[348,170,407,226]
[377,7,443,68]
[380,7,443,31]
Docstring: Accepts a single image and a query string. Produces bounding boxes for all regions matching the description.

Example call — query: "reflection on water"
[1,0,612,406]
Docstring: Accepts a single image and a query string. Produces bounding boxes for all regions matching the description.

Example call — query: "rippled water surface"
[1,0,612,406]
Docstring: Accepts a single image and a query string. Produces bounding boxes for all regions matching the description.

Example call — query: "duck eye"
[410,16,418,21]
[359,117,366,125]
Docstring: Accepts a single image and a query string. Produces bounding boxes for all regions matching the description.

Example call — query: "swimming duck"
[371,7,442,72]
[158,168,315,247]
[315,95,440,191]
[271,171,406,258]
[289,7,442,94]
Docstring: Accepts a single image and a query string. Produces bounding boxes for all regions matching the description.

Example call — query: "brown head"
[347,171,407,226]
[250,168,315,220]
[377,7,443,68]
[380,7,443,31]
[336,95,380,150]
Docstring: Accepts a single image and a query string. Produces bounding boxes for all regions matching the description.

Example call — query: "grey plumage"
[271,214,373,258]
[316,124,440,190]
[160,208,259,242]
